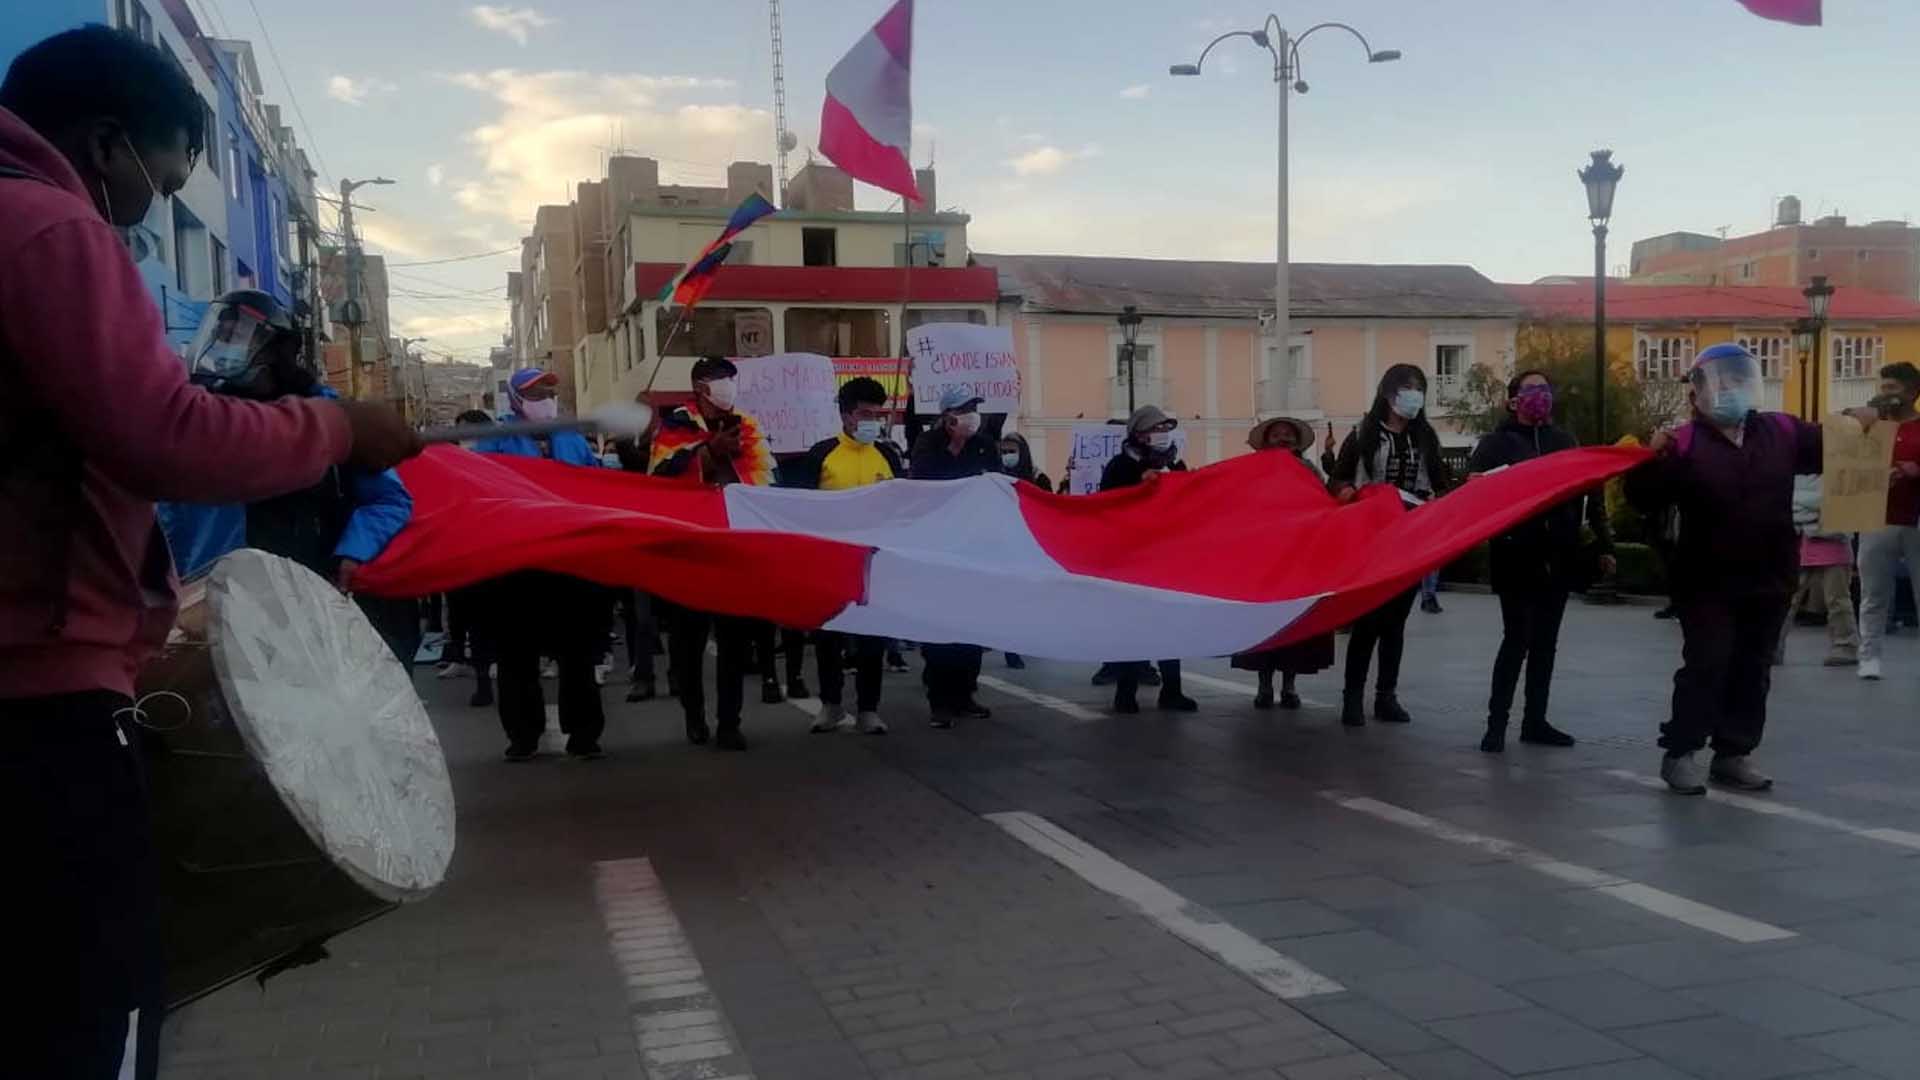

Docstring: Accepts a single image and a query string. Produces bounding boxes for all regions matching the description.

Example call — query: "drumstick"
[420,401,654,446]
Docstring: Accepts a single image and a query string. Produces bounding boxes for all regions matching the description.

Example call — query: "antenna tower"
[769,0,793,203]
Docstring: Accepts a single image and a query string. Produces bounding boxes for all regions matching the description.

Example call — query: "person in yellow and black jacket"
[787,377,902,734]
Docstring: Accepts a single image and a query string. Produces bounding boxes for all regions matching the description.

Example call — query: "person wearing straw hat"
[1231,417,1335,709]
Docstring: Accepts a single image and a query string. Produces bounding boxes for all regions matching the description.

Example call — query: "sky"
[196,0,1920,363]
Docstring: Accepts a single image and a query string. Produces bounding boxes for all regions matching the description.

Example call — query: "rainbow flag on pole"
[655,193,778,310]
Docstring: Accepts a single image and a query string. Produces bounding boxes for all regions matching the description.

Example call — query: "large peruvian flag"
[818,0,920,202]
[356,446,1647,662]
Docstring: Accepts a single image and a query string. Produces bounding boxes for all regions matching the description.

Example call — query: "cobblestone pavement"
[161,592,1920,1079]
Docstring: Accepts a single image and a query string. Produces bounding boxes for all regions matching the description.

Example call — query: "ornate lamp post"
[1118,304,1143,414]
[1803,274,1834,418]
[1578,150,1624,445]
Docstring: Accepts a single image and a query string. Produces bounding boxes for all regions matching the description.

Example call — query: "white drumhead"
[206,549,454,901]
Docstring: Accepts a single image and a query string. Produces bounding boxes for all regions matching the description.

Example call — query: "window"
[656,306,776,358]
[903,308,988,331]
[785,307,890,356]
[1114,343,1156,381]
[210,236,227,294]
[131,2,153,44]
[1859,250,1873,262]
[1433,343,1470,392]
[1739,262,1754,280]
[723,240,753,265]
[115,0,128,28]
[801,227,838,267]
[1735,334,1789,380]
[1635,334,1693,381]
[202,103,219,177]
[894,237,948,267]
[1831,334,1886,381]
[226,132,243,202]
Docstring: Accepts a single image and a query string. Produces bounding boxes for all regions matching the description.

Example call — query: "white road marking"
[1179,670,1335,710]
[592,857,756,1078]
[976,674,1105,722]
[1602,769,1920,851]
[1322,791,1797,944]
[986,810,1344,999]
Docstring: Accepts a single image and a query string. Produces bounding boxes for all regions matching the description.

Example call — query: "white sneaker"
[811,704,852,734]
[1661,752,1707,796]
[1710,754,1774,792]
[857,711,888,735]
[541,660,558,680]
[436,662,472,680]
[1859,657,1883,680]
[594,662,611,686]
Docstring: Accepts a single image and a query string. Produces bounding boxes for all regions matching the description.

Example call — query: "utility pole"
[295,216,319,378]
[337,176,394,400]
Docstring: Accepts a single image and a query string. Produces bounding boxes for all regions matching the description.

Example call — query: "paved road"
[161,592,1920,1079]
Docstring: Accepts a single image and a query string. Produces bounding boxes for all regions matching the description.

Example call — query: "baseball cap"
[509,368,558,394]
[938,386,985,413]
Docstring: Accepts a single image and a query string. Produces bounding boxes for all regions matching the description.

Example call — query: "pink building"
[983,255,1522,481]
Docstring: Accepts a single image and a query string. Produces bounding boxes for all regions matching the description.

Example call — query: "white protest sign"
[1063,422,1189,496]
[907,323,1022,414]
[733,352,840,455]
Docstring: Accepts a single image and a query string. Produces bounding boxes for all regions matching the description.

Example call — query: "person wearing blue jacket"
[471,368,613,761]
[159,290,417,666]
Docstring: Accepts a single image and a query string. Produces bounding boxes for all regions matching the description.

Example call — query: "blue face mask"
[1707,389,1752,426]
[1390,387,1425,420]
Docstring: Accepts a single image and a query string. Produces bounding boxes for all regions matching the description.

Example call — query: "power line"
[241,0,335,196]
[388,247,521,268]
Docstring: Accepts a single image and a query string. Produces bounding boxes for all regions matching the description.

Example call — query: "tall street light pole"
[1803,274,1834,419]
[338,176,394,400]
[1578,150,1623,445]
[1172,17,1399,419]
[1118,305,1143,415]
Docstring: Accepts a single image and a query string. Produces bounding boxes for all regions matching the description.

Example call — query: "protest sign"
[1062,422,1189,496]
[832,356,909,412]
[733,352,840,455]
[907,323,1021,414]
[1821,412,1896,533]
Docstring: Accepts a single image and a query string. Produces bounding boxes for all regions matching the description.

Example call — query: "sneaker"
[811,704,852,734]
[1279,689,1302,710]
[567,742,606,761]
[885,651,911,673]
[1420,595,1443,615]
[1710,754,1773,792]
[437,662,472,680]
[1519,722,1576,748]
[1661,752,1707,795]
[503,742,538,763]
[1374,694,1413,724]
[1341,691,1365,728]
[1480,728,1507,753]
[857,711,888,735]
[929,710,956,729]
[1823,652,1858,667]
[626,680,656,703]
[593,663,611,686]
[761,679,785,705]
[961,699,992,720]
[685,717,711,746]
[1157,692,1199,713]
[787,677,812,700]
[1859,657,1884,680]
[540,659,558,680]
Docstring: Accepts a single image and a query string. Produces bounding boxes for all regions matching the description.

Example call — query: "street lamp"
[1117,304,1144,414]
[1794,317,1818,420]
[337,177,395,400]
[1802,274,1834,418]
[1578,149,1624,446]
[1170,16,1398,418]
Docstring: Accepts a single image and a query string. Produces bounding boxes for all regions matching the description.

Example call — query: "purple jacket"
[1625,411,1821,599]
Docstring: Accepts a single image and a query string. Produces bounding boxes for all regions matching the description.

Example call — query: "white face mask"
[852,418,884,444]
[953,412,982,437]
[702,377,739,411]
[1147,431,1174,451]
[1000,451,1020,468]
[519,397,559,422]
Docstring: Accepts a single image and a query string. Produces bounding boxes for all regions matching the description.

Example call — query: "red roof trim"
[633,264,998,305]
[1502,282,1920,323]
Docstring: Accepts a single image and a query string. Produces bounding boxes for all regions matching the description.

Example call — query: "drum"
[136,549,455,1008]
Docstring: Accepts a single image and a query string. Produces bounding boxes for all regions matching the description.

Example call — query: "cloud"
[445,68,760,224]
[327,74,396,106]
[1119,84,1151,100]
[1006,143,1102,177]
[426,163,445,187]
[392,312,506,340]
[468,5,553,45]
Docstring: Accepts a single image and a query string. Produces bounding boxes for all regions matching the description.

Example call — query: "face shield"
[1689,345,1763,425]
[186,303,273,390]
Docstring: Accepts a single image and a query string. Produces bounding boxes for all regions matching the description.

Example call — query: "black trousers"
[489,573,610,752]
[1116,660,1183,700]
[818,631,884,712]
[444,587,491,667]
[5,692,162,1080]
[672,607,753,730]
[753,622,806,684]
[1487,586,1571,730]
[618,590,657,680]
[1345,587,1419,696]
[922,643,984,711]
[1662,591,1791,757]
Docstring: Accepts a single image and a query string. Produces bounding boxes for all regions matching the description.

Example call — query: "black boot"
[1253,674,1275,710]
[1374,693,1413,724]
[685,715,710,745]
[786,676,811,700]
[1278,676,1302,710]
[761,678,785,705]
[1113,689,1140,715]
[1480,723,1507,753]
[1341,690,1366,727]
[626,679,655,703]
[1519,720,1576,747]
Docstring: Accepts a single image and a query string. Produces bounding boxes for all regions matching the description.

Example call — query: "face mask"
[1000,451,1020,468]
[953,412,981,437]
[1706,388,1751,427]
[1390,388,1425,420]
[852,418,884,445]
[1514,386,1554,425]
[519,397,559,422]
[101,132,162,230]
[1147,431,1174,451]
[702,377,738,411]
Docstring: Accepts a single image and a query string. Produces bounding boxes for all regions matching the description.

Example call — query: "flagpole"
[893,197,913,428]
[643,305,693,395]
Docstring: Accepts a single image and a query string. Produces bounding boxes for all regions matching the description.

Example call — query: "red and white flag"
[358,447,1646,662]
[1735,0,1821,25]
[818,0,920,202]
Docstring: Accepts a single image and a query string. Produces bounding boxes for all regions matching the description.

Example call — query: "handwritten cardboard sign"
[1820,412,1896,534]
[907,323,1022,414]
[1062,422,1189,496]
[733,352,840,455]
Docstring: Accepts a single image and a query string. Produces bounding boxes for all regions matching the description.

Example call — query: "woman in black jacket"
[1329,364,1454,727]
[1468,370,1614,752]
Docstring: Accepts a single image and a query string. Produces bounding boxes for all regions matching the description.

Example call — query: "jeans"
[1420,572,1440,603]
[1661,591,1791,757]
[489,574,610,752]
[1859,526,1920,662]
[1345,587,1419,696]
[1782,564,1858,660]
[672,607,753,731]
[922,643,984,712]
[1487,587,1570,730]
[817,631,884,712]
[5,692,161,1080]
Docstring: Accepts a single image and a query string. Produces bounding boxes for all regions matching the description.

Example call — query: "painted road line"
[1178,670,1335,710]
[976,674,1106,722]
[592,857,756,1079]
[1602,769,1920,851]
[1321,791,1797,944]
[986,810,1344,999]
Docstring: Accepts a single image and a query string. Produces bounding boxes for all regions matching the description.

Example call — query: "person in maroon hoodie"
[0,28,419,1080]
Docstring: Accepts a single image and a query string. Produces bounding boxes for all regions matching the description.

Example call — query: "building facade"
[1630,199,1919,300]
[1505,281,1920,417]
[516,204,579,411]
[984,254,1521,480]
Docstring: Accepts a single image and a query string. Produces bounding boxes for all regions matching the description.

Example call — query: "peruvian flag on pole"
[819,0,921,202]
[1735,0,1821,25]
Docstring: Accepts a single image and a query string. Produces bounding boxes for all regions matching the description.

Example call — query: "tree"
[1440,320,1688,443]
